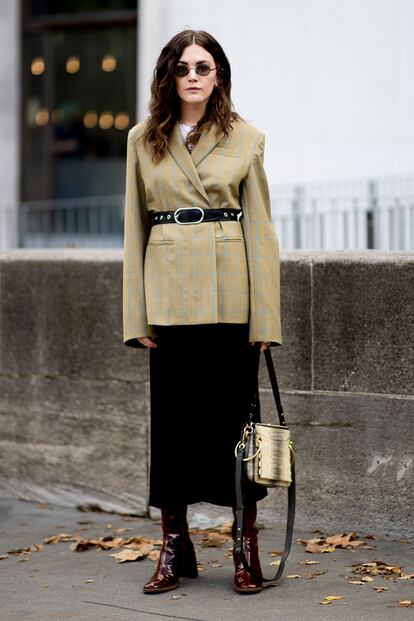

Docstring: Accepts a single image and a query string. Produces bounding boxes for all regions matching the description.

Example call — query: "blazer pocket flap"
[147,239,175,245]
[211,147,239,158]
[216,236,244,242]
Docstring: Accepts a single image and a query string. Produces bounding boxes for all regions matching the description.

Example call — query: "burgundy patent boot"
[232,502,263,594]
[143,506,198,594]
[177,506,199,579]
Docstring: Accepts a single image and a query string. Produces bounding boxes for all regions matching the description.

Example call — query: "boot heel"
[178,549,199,578]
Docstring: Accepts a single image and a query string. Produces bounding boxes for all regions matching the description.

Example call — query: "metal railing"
[19,194,125,248]
[1,175,413,250]
[271,175,414,250]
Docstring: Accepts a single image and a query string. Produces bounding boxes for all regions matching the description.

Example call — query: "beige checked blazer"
[123,117,281,349]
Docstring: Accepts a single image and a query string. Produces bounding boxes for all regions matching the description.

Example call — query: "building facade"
[1,0,413,250]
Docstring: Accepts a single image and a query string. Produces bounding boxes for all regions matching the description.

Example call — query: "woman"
[123,29,281,595]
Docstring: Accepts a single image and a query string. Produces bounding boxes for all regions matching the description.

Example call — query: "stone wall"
[0,249,413,536]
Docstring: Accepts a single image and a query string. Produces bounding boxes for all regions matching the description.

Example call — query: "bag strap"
[248,348,286,426]
[234,348,296,583]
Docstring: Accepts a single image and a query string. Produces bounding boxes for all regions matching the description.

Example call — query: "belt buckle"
[173,207,204,224]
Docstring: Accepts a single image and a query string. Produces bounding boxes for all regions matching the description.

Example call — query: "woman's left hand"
[250,341,271,351]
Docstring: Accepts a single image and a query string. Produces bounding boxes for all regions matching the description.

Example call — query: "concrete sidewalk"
[0,499,413,621]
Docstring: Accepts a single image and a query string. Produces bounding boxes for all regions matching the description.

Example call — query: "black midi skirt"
[148,323,268,508]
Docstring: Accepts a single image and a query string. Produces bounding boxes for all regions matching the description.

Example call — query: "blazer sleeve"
[240,132,282,347]
[122,129,154,348]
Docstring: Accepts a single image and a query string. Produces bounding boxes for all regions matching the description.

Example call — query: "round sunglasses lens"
[174,66,188,77]
[197,64,211,76]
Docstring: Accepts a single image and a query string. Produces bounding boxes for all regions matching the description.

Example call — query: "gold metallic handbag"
[243,421,292,487]
[234,347,296,584]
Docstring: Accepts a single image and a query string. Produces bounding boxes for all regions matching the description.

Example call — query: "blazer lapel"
[168,122,209,203]
[167,120,224,204]
[191,120,225,168]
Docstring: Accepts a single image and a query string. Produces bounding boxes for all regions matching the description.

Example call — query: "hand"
[138,336,158,348]
[249,341,271,351]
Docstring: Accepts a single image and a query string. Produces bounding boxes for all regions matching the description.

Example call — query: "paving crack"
[83,600,208,620]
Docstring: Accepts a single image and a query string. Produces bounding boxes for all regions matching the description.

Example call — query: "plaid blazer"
[123,117,281,348]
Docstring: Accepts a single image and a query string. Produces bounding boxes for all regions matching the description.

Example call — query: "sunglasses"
[174,62,217,77]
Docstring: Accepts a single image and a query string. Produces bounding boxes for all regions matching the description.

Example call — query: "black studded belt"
[149,207,243,225]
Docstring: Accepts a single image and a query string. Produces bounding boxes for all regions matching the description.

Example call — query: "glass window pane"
[28,1,137,16]
[22,12,137,201]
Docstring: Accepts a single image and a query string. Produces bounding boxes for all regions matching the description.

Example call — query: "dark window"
[21,1,137,203]
[24,0,137,17]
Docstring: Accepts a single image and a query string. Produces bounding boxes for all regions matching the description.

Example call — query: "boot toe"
[234,582,263,594]
[233,568,263,593]
[143,575,179,593]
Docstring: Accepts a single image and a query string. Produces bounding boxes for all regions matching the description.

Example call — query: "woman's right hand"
[138,336,158,348]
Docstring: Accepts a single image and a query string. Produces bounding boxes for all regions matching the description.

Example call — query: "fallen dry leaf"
[44,533,77,544]
[147,550,160,561]
[200,532,230,547]
[300,532,369,554]
[319,601,332,605]
[398,573,414,580]
[7,544,43,555]
[190,522,233,537]
[306,542,329,554]
[124,536,163,546]
[109,548,148,563]
[70,539,99,552]
[372,586,388,592]
[386,600,414,608]
[286,574,301,579]
[299,560,320,565]
[124,543,155,556]
[94,536,125,549]
[325,533,354,546]
[325,595,344,601]
[349,559,402,578]
[18,527,165,566]
[308,570,326,579]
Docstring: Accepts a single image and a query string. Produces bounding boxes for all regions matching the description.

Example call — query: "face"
[174,44,218,108]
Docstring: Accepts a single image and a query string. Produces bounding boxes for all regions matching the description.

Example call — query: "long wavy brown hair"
[142,30,243,163]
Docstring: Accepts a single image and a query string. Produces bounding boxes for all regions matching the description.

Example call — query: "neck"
[179,102,207,126]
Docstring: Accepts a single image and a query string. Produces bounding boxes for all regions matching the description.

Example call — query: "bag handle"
[234,348,296,584]
[248,348,286,427]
